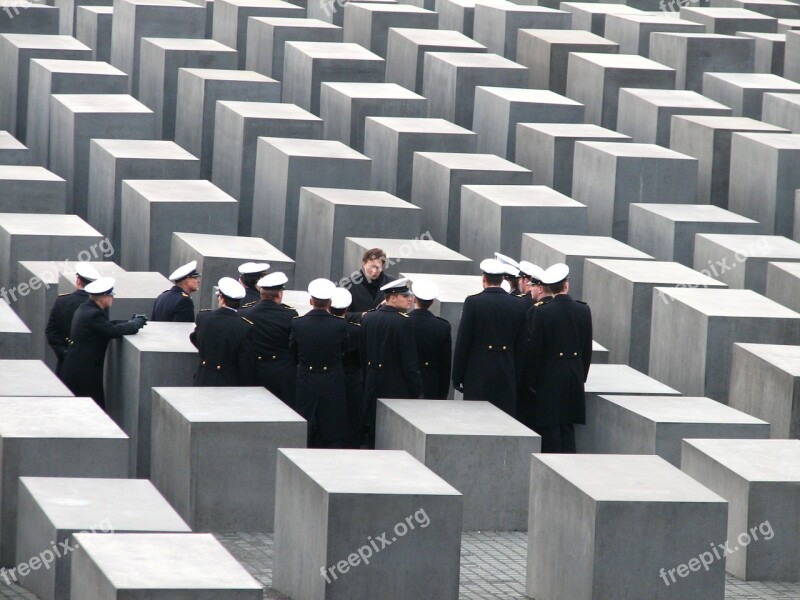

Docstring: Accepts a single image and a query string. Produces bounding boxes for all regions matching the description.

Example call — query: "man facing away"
[408,279,451,399]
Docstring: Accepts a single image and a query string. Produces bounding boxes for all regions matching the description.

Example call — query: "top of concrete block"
[0,362,72,396]
[322,82,425,100]
[560,2,643,14]
[738,32,786,41]
[173,232,294,261]
[764,92,800,108]
[517,122,630,140]
[463,184,585,208]
[683,438,800,481]
[577,141,695,160]
[733,131,800,149]
[733,341,800,375]
[71,533,263,589]
[140,38,238,53]
[153,386,306,422]
[585,258,726,286]
[379,398,539,437]
[533,454,726,502]
[0,213,102,236]
[91,139,198,160]
[348,2,433,12]
[117,0,202,7]
[598,394,769,424]
[217,100,321,121]
[0,300,29,334]
[18,260,122,285]
[569,52,675,70]
[585,364,681,396]
[302,187,421,209]
[671,114,788,131]
[285,41,384,60]
[425,51,527,70]
[78,5,114,14]
[0,132,25,151]
[399,272,482,301]
[30,59,127,77]
[477,1,567,15]
[415,152,531,172]
[609,13,704,25]
[518,29,618,45]
[217,0,299,7]
[347,237,471,262]
[681,6,777,18]
[0,396,130,437]
[438,0,506,8]
[123,179,237,204]
[259,136,368,159]
[630,203,758,224]
[250,16,341,29]
[696,233,800,258]
[651,32,749,40]
[524,234,655,258]
[60,271,170,298]
[365,116,475,135]
[389,27,485,48]
[50,94,153,114]
[119,322,197,353]
[619,88,731,110]
[19,477,191,531]
[654,287,800,318]
[703,72,800,89]
[0,34,91,51]
[476,86,583,106]
[0,165,64,182]
[180,68,278,83]
[279,448,462,495]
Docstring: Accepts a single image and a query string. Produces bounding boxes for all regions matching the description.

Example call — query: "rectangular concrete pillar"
[343,237,473,282]
[75,6,114,62]
[0,299,32,360]
[762,91,800,132]
[605,13,705,57]
[0,165,67,213]
[0,3,59,35]
[740,31,785,75]
[0,131,28,165]
[59,269,170,319]
[681,6,777,35]
[560,2,643,37]
[473,2,570,61]
[343,2,437,58]
[766,260,800,313]
[702,71,800,118]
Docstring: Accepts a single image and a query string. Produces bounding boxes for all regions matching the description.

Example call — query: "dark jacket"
[190,308,256,386]
[46,289,89,374]
[517,295,553,429]
[452,287,527,417]
[408,308,452,399]
[60,300,143,408]
[151,285,195,322]
[527,294,592,427]
[241,286,260,309]
[290,309,349,444]
[348,270,395,315]
[242,299,298,406]
[342,319,364,447]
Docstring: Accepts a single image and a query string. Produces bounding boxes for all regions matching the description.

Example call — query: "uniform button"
[368,361,371,366]
[272,355,277,360]
[258,356,262,360]
[323,366,327,371]
[202,360,206,366]
[424,362,429,367]
[488,345,493,350]
[559,352,564,357]
[217,365,221,370]
[502,345,507,351]
[379,363,382,368]
[309,366,313,371]
[574,352,578,357]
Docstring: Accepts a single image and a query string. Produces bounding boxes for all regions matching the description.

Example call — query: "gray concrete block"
[385,27,485,94]
[307,0,395,27]
[473,1,570,60]
[766,260,800,312]
[87,138,200,249]
[0,396,128,566]
[138,37,237,139]
[729,132,800,235]
[650,32,755,92]
[576,394,769,465]
[169,231,294,309]
[343,3,437,58]
[0,360,71,396]
[649,287,800,401]
[174,68,280,180]
[717,0,800,19]
[515,122,630,196]
[104,322,197,477]
[729,341,800,438]
[0,34,91,142]
[411,152,531,250]
[0,131,28,165]
[273,449,462,600]
[15,477,190,600]
[251,137,372,259]
[26,58,127,168]
[778,17,800,32]
[566,52,676,129]
[48,94,156,217]
[211,101,322,235]
[75,6,114,62]
[761,91,800,131]
[0,165,66,213]
[472,87,584,160]
[785,30,800,81]
[459,184,588,261]
[669,114,787,207]
[516,28,618,94]
[738,31,785,75]
[151,386,306,532]
[617,88,732,146]
[605,13,705,57]
[702,71,800,118]
[363,116,476,200]
[560,2,644,37]
[585,363,681,399]
[693,233,800,293]
[320,82,426,152]
[436,0,498,37]
[680,6,777,34]
[52,0,110,36]
[294,187,421,285]
[520,233,654,299]
[212,0,303,68]
[0,299,31,359]
[584,259,726,371]
[0,3,58,35]
[59,269,170,319]
[282,41,385,115]
[70,532,262,598]
[343,237,473,282]
[682,439,800,580]
[528,454,727,600]
[628,203,761,266]
[376,399,540,530]
[109,0,205,95]
[572,141,698,241]
[423,51,527,128]
[245,16,341,81]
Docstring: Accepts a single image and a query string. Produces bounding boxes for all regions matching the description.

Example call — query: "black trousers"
[535,424,576,453]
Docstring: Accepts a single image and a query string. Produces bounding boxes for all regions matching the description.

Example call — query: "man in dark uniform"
[190,277,256,386]
[46,263,101,376]
[347,248,396,316]
[452,259,527,417]
[241,271,297,407]
[495,252,523,295]
[360,278,423,447]
[516,260,544,309]
[518,261,549,430]
[527,263,592,453]
[60,277,146,409]
[408,279,451,399]
[151,260,200,322]
[238,262,269,308]
[330,287,364,448]
[290,278,349,448]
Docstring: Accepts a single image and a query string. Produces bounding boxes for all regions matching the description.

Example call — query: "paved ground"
[2,531,797,598]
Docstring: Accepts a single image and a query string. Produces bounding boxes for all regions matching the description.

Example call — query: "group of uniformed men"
[46,247,592,453]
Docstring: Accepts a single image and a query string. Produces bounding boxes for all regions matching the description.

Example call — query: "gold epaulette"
[283,303,295,310]
[199,308,211,312]
[181,292,189,297]
[400,312,409,318]
[534,301,543,307]
[58,292,69,297]
[242,301,256,308]
[241,316,254,325]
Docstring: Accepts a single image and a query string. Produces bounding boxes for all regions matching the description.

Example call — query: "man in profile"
[151,260,200,322]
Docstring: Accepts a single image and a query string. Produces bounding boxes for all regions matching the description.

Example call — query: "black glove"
[131,313,148,324]
[131,316,147,328]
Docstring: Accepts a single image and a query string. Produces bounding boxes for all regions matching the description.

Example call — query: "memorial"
[766,260,800,312]
[0,299,31,360]
[604,13,704,57]
[560,2,643,37]
[75,6,114,62]
[0,165,66,213]
[680,6,777,35]
[702,72,800,119]
[740,31,786,76]
[472,2,571,61]
[343,237,473,279]
[58,269,170,320]
[762,92,800,132]
[343,3,438,58]
[0,130,28,165]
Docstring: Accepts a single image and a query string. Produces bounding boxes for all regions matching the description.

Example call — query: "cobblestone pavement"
[2,531,797,599]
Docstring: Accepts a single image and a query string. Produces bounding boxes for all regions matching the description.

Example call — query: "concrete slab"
[0,165,66,213]
[75,6,114,62]
[762,91,800,132]
[308,0,395,27]
[702,71,800,118]
[437,0,503,37]
[0,299,32,359]
[0,2,58,35]
[738,31,785,75]
[58,269,169,320]
[560,2,644,37]
[605,13,705,57]
[343,237,473,282]
[0,131,28,165]
[680,6,778,35]
[766,260,800,312]
[472,1,570,61]
[343,2,437,58]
